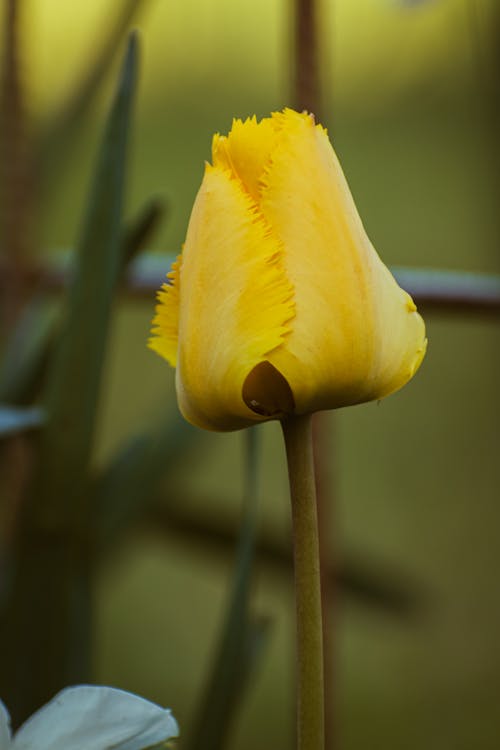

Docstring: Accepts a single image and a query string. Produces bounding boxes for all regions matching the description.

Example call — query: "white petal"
[13,686,179,750]
[0,700,12,750]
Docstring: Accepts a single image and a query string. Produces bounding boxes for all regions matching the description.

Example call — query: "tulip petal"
[13,686,178,750]
[256,109,426,412]
[0,700,11,750]
[212,115,280,203]
[148,254,181,366]
[175,164,295,430]
[150,108,426,429]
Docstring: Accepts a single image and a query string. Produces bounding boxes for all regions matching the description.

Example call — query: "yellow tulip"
[149,108,426,431]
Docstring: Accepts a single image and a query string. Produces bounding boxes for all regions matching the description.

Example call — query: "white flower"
[0,685,179,750]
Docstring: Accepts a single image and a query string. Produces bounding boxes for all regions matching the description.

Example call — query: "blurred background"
[1,0,500,748]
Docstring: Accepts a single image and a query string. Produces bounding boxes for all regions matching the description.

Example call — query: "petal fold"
[175,164,295,430]
[212,115,281,203]
[256,109,426,412]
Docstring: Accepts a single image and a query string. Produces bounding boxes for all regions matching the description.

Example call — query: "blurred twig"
[0,0,33,332]
[0,0,36,638]
[391,267,500,314]
[143,497,424,618]
[4,255,499,314]
[465,1,500,248]
[0,406,44,438]
[294,0,322,117]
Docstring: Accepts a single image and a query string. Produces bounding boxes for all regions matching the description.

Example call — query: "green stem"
[187,428,260,750]
[0,523,92,727]
[281,413,325,750]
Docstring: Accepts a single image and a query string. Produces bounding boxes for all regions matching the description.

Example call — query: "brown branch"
[0,0,36,591]
[294,0,322,117]
[140,499,425,618]
[392,268,500,315]
[0,0,34,332]
[1,259,499,315]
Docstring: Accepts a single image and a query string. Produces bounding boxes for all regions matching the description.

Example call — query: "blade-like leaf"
[121,196,166,268]
[0,198,164,411]
[40,0,149,158]
[0,299,57,405]
[187,428,270,750]
[35,33,138,527]
[92,409,197,547]
[0,405,44,438]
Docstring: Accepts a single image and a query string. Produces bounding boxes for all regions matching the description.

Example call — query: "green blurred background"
[4,0,500,747]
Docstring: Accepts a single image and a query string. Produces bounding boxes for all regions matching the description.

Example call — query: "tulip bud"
[150,109,426,431]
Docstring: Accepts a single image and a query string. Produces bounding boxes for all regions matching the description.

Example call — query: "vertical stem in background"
[282,414,325,750]
[294,0,322,118]
[492,0,500,253]
[0,0,33,333]
[466,1,500,236]
[293,1,336,746]
[0,0,35,621]
[0,33,138,725]
[0,529,92,729]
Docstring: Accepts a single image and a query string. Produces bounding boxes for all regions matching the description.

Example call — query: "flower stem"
[281,413,325,750]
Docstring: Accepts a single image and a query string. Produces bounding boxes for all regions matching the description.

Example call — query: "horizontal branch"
[392,266,500,315]
[1,254,499,315]
[138,497,426,617]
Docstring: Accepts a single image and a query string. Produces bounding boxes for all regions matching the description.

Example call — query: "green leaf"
[121,197,166,269]
[92,409,197,547]
[0,405,45,438]
[0,198,163,412]
[40,0,149,157]
[35,33,139,527]
[0,299,57,405]
[187,428,271,750]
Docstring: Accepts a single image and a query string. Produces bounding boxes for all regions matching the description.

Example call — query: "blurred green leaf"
[0,198,164,413]
[92,409,197,547]
[0,299,57,405]
[40,0,149,157]
[121,196,166,268]
[0,405,44,437]
[35,33,139,527]
[187,428,271,750]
